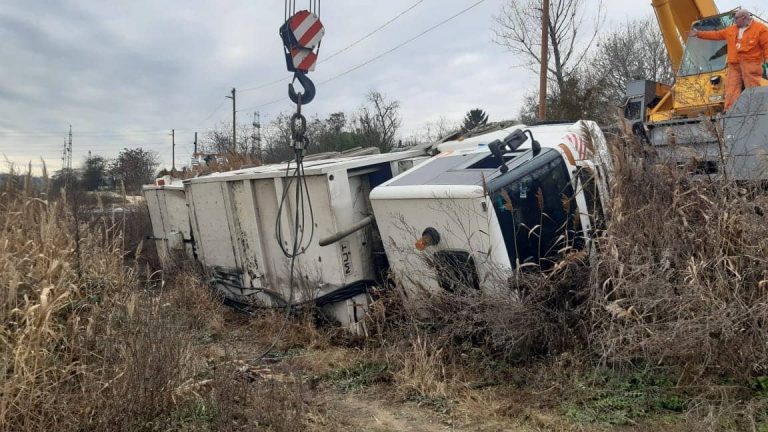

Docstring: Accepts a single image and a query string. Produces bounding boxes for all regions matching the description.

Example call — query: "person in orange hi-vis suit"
[688,9,768,110]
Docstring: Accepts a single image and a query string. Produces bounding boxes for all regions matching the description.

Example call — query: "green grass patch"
[129,400,218,432]
[564,370,686,426]
[407,394,456,415]
[323,360,391,392]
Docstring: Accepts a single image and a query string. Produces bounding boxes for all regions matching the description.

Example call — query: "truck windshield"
[678,14,733,77]
[487,149,582,270]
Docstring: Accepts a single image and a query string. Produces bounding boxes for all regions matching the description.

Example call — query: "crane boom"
[623,0,768,182]
[651,0,719,72]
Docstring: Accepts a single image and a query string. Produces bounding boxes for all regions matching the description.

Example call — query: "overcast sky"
[0,0,760,173]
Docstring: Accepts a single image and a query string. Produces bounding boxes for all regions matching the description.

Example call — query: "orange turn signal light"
[415,227,441,251]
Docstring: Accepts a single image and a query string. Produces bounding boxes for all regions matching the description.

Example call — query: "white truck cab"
[369,121,612,294]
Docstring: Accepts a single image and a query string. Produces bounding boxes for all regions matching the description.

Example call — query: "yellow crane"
[624,0,768,179]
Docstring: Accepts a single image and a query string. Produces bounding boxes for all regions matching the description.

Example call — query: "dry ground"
[163,285,710,432]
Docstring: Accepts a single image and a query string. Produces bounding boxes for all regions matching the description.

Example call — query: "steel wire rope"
[257,85,316,359]
[273,153,316,259]
[255,144,316,360]
[255,0,309,361]
[238,0,486,113]
[238,0,425,93]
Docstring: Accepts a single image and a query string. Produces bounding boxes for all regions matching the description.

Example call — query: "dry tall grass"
[0,166,235,431]
[589,160,768,381]
[0,166,141,430]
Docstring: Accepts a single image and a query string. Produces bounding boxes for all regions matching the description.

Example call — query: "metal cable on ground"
[223,279,376,313]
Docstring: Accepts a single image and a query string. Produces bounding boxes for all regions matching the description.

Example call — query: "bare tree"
[260,112,296,163]
[424,116,461,142]
[353,91,401,153]
[589,16,674,103]
[311,112,368,154]
[201,121,262,159]
[200,126,230,155]
[494,0,605,93]
[519,71,612,125]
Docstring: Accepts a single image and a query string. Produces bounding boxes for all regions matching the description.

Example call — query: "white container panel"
[188,182,237,269]
[143,186,193,263]
[163,189,192,245]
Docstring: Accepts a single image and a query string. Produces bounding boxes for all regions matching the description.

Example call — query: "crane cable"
[257,0,322,360]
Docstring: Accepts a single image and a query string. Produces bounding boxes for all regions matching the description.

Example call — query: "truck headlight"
[415,227,441,251]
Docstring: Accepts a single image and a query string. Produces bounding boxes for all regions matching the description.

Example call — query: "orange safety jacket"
[697,21,768,64]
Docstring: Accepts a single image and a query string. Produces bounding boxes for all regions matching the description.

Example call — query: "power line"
[0,128,216,138]
[320,0,425,64]
[201,99,228,123]
[238,0,425,94]
[317,0,486,85]
[238,76,288,94]
[193,86,242,136]
[239,0,486,113]
[6,1,487,151]
[238,96,292,113]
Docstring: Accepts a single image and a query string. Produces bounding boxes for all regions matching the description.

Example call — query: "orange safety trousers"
[725,61,764,110]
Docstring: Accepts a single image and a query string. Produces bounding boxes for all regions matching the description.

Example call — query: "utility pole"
[65,125,73,187]
[226,88,236,152]
[62,139,67,172]
[194,132,198,154]
[252,111,262,161]
[170,129,176,172]
[67,125,73,171]
[538,0,549,121]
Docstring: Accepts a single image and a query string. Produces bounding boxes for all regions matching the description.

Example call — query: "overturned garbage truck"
[143,121,613,331]
[369,121,613,295]
[183,150,428,333]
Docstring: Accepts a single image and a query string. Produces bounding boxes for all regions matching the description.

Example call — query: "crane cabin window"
[678,14,734,77]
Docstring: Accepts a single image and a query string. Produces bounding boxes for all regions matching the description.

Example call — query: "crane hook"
[288,71,316,105]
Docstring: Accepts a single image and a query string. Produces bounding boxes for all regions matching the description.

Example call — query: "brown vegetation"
[590,159,768,379]
[4,139,768,430]
[0,166,238,431]
[361,142,768,428]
